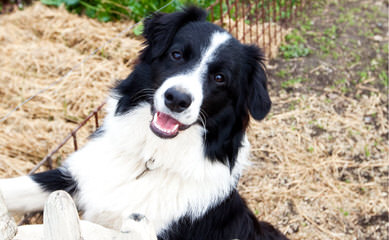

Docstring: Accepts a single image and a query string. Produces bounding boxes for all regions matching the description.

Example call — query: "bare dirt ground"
[240,0,388,239]
[0,1,388,240]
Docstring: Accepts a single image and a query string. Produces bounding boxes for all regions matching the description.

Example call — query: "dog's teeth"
[152,112,180,135]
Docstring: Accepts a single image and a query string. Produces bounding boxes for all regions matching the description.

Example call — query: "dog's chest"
[66,103,234,233]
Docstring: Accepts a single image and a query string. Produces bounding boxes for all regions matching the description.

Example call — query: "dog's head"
[115,7,271,141]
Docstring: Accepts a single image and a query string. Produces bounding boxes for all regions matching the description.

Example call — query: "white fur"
[65,98,250,234]
[0,31,251,236]
[0,176,49,213]
[154,31,231,125]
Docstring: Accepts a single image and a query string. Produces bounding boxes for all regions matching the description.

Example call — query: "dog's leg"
[0,167,77,213]
[0,176,49,213]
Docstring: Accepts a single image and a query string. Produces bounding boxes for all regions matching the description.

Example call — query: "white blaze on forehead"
[154,31,231,125]
[198,31,231,73]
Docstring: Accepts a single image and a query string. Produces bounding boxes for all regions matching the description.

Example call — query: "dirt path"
[239,0,388,239]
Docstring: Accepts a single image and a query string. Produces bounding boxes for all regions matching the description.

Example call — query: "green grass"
[340,208,349,217]
[359,71,369,82]
[288,100,300,111]
[331,78,350,94]
[311,25,338,56]
[276,69,289,78]
[281,77,306,89]
[307,146,314,153]
[364,145,371,158]
[280,44,310,59]
[280,29,310,59]
[379,70,388,87]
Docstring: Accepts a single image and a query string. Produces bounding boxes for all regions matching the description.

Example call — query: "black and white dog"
[0,7,288,240]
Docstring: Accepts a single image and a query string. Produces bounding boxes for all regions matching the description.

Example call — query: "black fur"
[31,168,77,195]
[32,7,285,240]
[159,190,288,240]
[115,62,154,115]
[142,7,208,60]
[113,7,283,240]
[89,127,105,139]
[116,7,271,168]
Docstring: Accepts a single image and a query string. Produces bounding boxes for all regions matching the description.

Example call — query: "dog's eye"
[214,74,225,83]
[171,51,183,61]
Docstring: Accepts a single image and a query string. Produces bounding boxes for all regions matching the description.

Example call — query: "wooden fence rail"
[0,191,157,240]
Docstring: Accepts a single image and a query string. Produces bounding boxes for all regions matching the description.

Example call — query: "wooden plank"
[0,192,17,240]
[43,190,81,240]
[14,190,158,240]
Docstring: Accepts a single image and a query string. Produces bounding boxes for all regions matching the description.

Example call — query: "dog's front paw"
[128,213,146,222]
[120,213,157,240]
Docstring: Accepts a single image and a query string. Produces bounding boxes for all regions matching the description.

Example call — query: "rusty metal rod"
[72,132,78,151]
[28,102,106,175]
[226,0,231,32]
[273,0,277,51]
[234,0,238,40]
[219,0,224,28]
[94,111,99,128]
[267,0,271,58]
[255,0,259,45]
[242,2,245,43]
[261,0,265,49]
[247,2,252,44]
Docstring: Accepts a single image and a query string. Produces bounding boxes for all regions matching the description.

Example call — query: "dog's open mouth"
[150,112,185,138]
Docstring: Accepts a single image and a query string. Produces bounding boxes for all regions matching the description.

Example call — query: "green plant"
[379,70,388,87]
[280,44,310,58]
[281,77,305,89]
[38,0,303,23]
[276,69,288,78]
[340,208,349,216]
[280,30,310,59]
[40,0,218,22]
[1,0,30,12]
[307,146,314,153]
[358,71,368,83]
[364,145,370,158]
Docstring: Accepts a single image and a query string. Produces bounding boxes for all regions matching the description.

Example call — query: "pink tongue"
[155,112,180,131]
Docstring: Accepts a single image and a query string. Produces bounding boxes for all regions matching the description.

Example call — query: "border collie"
[0,7,288,240]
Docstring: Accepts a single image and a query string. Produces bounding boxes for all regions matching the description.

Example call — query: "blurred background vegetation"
[1,0,303,23]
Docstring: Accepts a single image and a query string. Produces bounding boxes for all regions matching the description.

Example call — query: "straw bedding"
[0,3,142,176]
[243,93,388,239]
[0,3,387,239]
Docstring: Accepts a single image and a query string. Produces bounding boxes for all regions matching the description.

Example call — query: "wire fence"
[208,0,312,58]
[19,0,313,224]
[27,0,313,176]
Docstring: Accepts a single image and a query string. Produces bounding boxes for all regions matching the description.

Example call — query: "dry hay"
[0,2,388,240]
[242,92,388,239]
[0,3,143,177]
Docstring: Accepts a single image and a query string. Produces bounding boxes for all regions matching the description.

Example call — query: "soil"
[268,0,388,98]
[239,0,388,239]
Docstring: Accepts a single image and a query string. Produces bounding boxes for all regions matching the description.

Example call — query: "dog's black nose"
[164,87,192,113]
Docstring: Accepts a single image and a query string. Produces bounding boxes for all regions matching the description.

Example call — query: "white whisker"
[199,110,207,142]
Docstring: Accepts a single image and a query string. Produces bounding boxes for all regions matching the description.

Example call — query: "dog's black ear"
[142,7,207,58]
[244,45,271,121]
